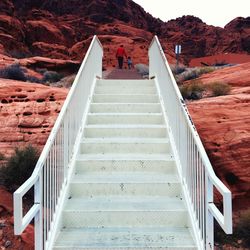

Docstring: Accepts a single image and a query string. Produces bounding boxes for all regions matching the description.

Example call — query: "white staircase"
[52,79,197,249]
[14,36,232,250]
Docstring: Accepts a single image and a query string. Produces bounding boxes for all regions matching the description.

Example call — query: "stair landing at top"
[105,69,143,79]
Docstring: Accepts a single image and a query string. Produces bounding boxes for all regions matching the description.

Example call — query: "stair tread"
[93,94,158,96]
[85,125,167,128]
[64,196,186,211]
[98,79,153,82]
[77,153,174,161]
[88,112,163,115]
[81,138,170,143]
[72,171,179,183]
[91,103,160,105]
[54,226,196,248]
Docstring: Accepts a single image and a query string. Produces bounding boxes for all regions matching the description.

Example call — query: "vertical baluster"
[54,137,57,211]
[49,150,52,234]
[187,130,190,192]
[190,137,193,205]
[43,161,47,247]
[46,157,49,245]
[59,128,61,199]
[194,145,197,216]
[199,156,202,234]
[202,162,205,245]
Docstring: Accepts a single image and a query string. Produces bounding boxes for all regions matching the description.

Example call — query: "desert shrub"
[0,145,39,191]
[199,67,215,74]
[171,65,186,75]
[182,69,200,81]
[180,67,215,82]
[36,68,47,74]
[209,82,231,96]
[180,80,206,100]
[0,64,26,81]
[43,71,63,83]
[135,64,149,77]
[26,75,42,83]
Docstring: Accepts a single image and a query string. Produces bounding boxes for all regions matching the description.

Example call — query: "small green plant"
[0,64,27,81]
[209,82,231,96]
[0,145,39,191]
[179,80,206,100]
[43,71,63,83]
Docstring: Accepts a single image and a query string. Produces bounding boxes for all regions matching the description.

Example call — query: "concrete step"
[75,158,176,174]
[84,125,167,138]
[90,103,161,113]
[87,113,164,125]
[62,196,188,228]
[96,79,155,87]
[80,138,170,154]
[53,227,196,249]
[70,171,181,197]
[92,94,159,103]
[95,86,156,94]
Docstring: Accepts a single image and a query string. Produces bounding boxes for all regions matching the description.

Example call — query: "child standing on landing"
[127,56,133,69]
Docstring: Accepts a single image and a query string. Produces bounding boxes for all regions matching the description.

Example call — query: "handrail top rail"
[149,35,231,195]
[14,35,102,197]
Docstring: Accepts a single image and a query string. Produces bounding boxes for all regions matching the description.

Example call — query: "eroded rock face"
[0,79,68,157]
[198,62,250,87]
[188,64,250,211]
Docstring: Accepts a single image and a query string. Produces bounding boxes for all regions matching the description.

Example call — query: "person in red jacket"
[116,45,127,69]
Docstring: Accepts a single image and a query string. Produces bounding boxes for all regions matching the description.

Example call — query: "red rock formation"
[225,17,250,53]
[198,62,250,87]
[0,0,248,66]
[0,0,14,15]
[25,20,66,45]
[161,15,250,64]
[188,63,250,211]
[189,53,250,67]
[0,79,68,157]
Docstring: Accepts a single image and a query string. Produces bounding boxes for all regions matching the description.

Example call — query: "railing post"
[34,174,43,250]
[206,174,214,250]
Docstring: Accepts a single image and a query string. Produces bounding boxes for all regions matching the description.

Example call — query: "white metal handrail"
[14,35,103,249]
[149,36,232,249]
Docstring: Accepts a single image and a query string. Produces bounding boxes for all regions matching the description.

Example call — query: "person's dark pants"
[117,57,124,69]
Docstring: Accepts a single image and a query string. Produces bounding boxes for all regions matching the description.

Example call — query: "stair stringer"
[153,77,203,250]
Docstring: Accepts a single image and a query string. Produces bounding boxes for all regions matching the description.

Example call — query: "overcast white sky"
[132,0,250,27]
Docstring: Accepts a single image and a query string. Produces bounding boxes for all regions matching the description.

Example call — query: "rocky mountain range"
[0,0,249,66]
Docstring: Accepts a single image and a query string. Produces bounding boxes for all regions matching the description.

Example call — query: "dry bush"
[179,80,206,100]
[209,82,231,96]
